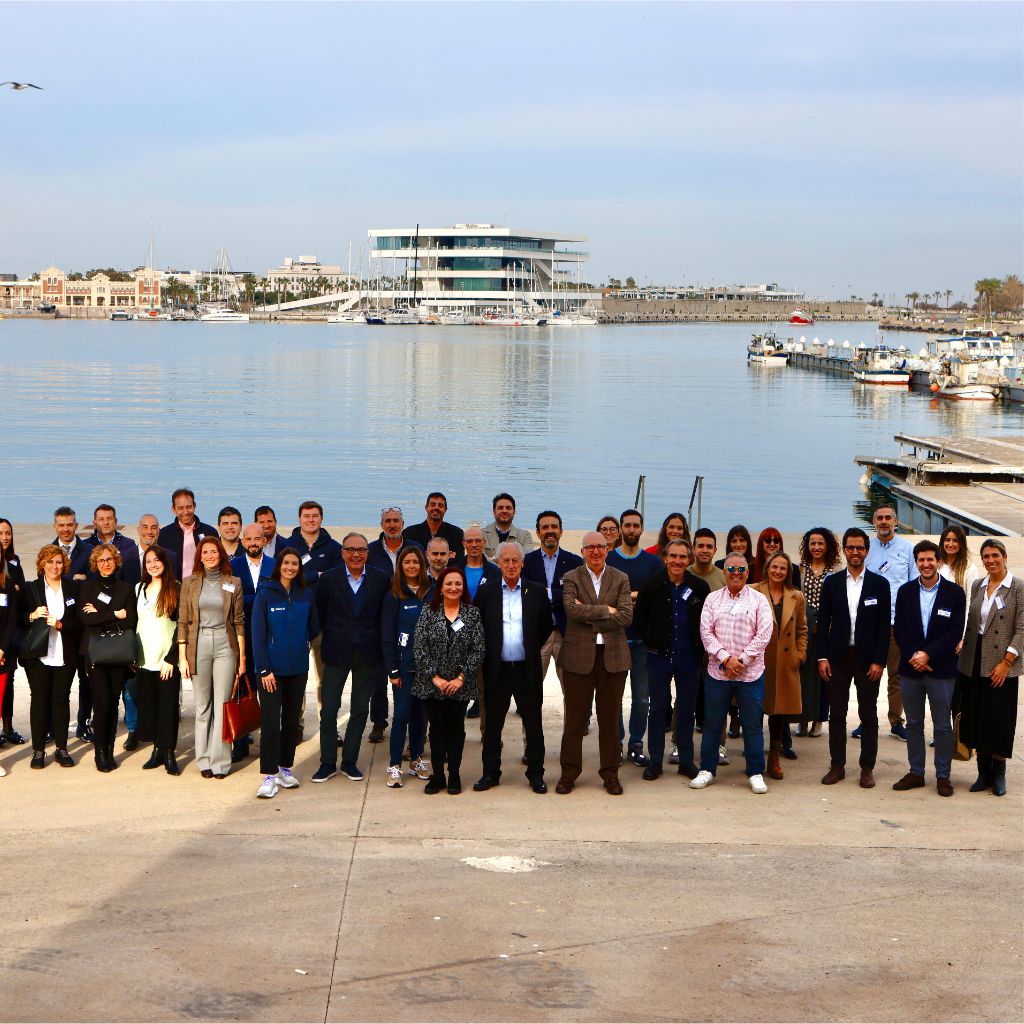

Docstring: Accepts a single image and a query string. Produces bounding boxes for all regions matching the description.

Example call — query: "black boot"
[991,758,1007,797]
[164,750,181,776]
[107,745,119,770]
[142,747,163,770]
[95,748,111,773]
[969,753,993,792]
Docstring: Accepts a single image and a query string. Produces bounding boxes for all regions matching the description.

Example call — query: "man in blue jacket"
[816,527,891,788]
[229,523,275,763]
[312,533,390,784]
[892,540,966,796]
[84,503,141,585]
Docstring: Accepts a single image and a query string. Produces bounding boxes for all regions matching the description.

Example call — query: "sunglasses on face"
[726,566,748,575]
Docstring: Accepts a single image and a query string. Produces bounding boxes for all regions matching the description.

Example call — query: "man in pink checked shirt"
[691,553,774,794]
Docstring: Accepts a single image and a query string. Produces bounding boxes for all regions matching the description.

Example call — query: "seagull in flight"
[1,82,43,91]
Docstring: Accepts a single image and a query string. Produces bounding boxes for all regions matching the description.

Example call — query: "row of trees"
[973,275,1023,315]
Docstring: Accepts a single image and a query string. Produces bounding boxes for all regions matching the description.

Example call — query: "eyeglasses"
[582,544,607,552]
[844,545,867,553]
[380,507,402,515]
[343,547,368,554]
[725,566,748,575]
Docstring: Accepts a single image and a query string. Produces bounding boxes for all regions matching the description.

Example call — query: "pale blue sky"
[1,1,1020,300]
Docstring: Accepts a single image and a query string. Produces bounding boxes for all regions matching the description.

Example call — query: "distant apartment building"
[0,266,161,309]
[607,282,805,303]
[367,224,595,312]
[266,256,354,292]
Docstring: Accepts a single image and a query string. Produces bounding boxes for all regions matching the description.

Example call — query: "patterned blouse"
[798,564,836,615]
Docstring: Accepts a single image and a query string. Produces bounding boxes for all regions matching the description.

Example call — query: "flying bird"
[1,82,43,91]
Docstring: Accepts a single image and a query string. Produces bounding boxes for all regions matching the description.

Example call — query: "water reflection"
[0,320,1018,528]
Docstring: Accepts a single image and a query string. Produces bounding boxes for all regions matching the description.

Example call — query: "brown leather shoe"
[892,772,925,791]
[859,769,876,789]
[555,775,574,795]
[821,766,846,785]
[767,748,784,780]
[604,776,624,795]
[937,777,954,797]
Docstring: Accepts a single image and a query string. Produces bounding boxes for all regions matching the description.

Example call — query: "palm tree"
[944,289,953,309]
[907,291,920,309]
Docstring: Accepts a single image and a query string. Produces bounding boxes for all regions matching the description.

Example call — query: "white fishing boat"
[382,307,419,325]
[326,311,367,323]
[747,331,790,365]
[109,309,132,321]
[852,345,910,386]
[928,356,1004,401]
[133,309,171,321]
[439,310,472,325]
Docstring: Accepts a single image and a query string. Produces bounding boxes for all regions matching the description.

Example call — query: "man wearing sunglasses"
[692,552,774,793]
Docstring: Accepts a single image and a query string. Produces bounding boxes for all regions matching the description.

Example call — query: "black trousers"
[1,656,14,720]
[76,655,93,728]
[258,673,306,774]
[827,648,880,771]
[90,664,129,754]
[135,667,181,751]
[425,697,467,779]
[24,661,76,750]
[483,661,544,782]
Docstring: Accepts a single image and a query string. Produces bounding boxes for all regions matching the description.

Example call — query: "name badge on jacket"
[996,596,1006,611]
[937,608,952,618]
[682,587,693,600]
[65,597,75,606]
[399,632,410,647]
[864,597,878,607]
[98,592,112,604]
[451,618,465,632]
[0,594,6,607]
[301,554,312,565]
[222,583,236,593]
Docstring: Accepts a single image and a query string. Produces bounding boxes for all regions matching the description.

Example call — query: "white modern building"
[366,224,597,313]
[266,256,355,292]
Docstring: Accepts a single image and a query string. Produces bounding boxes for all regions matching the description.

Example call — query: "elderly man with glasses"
[312,533,391,784]
[691,552,774,793]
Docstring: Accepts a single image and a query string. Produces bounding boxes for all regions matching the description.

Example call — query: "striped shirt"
[699,584,774,682]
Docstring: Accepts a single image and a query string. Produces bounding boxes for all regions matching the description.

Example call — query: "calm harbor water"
[0,319,1019,530]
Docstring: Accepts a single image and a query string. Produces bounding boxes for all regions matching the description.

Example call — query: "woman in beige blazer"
[958,539,1022,797]
[178,537,245,778]
[754,552,808,781]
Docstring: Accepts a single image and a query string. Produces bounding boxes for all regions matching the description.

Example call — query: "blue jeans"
[901,675,955,779]
[122,676,138,733]
[389,669,425,766]
[647,654,699,768]
[700,674,765,777]
[618,642,650,750]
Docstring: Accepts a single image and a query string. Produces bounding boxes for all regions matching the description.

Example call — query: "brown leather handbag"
[222,676,261,742]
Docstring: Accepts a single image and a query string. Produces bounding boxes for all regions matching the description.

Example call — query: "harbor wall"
[599,298,872,323]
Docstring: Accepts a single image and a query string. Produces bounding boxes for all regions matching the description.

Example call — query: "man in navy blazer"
[313,533,391,783]
[522,510,584,684]
[816,527,891,788]
[156,488,218,580]
[892,540,966,796]
[473,542,553,792]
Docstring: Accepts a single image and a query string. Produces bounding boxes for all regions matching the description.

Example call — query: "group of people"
[0,491,1018,801]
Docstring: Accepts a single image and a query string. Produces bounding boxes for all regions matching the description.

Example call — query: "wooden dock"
[856,434,1024,536]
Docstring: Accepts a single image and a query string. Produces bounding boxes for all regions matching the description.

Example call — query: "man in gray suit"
[482,493,535,560]
[556,531,633,795]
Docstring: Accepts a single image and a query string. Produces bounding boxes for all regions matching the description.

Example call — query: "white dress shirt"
[587,566,606,645]
[846,570,865,646]
[246,556,263,592]
[41,581,66,667]
[980,572,1018,656]
[500,578,526,661]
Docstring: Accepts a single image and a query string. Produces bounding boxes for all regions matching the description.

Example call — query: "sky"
[1,1,1021,301]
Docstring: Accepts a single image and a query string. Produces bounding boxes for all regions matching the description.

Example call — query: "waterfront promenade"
[1,526,1021,1023]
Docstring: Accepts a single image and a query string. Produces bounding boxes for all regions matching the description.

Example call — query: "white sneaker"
[749,774,768,794]
[257,775,279,799]
[718,745,730,765]
[0,764,6,777]
[276,767,300,789]
[386,764,403,788]
[689,770,715,789]
[407,757,430,780]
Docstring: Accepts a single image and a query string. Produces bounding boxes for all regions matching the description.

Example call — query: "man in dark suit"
[156,488,219,580]
[473,541,553,793]
[52,506,91,581]
[312,533,390,784]
[229,523,276,763]
[84,504,141,585]
[892,540,966,796]
[817,527,891,788]
[522,510,584,692]
[555,531,633,795]
[404,492,465,562]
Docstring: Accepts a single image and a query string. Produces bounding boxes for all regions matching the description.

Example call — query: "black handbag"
[21,582,52,660]
[89,628,136,667]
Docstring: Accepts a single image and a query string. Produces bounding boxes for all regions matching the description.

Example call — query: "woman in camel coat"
[754,551,807,781]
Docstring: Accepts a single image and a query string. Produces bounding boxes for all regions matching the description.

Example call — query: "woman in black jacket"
[78,543,137,772]
[0,550,19,777]
[22,545,81,769]
[412,566,485,795]
[0,519,26,746]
